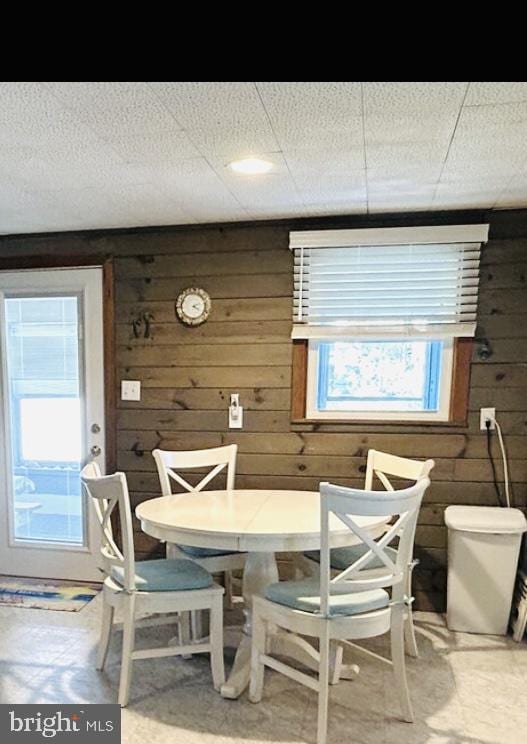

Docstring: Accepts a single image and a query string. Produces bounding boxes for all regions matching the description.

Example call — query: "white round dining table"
[136,488,387,699]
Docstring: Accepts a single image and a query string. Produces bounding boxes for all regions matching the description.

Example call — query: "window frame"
[305,338,454,422]
[291,337,472,426]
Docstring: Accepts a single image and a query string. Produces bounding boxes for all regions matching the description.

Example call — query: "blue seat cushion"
[177,544,239,558]
[111,558,213,592]
[304,544,398,571]
[265,578,389,616]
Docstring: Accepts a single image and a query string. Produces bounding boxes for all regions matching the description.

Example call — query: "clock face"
[182,294,205,319]
[176,288,211,326]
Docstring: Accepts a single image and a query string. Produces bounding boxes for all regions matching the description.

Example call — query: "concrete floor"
[0,594,525,744]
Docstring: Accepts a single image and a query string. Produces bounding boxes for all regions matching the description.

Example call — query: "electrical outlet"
[121,380,141,401]
[480,407,496,430]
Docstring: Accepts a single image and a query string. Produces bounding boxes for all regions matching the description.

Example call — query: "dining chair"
[153,445,247,621]
[302,449,434,658]
[249,477,430,744]
[81,466,225,706]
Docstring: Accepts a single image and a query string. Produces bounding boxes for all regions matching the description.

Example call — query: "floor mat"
[0,576,100,611]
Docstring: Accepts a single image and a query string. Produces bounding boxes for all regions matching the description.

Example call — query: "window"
[291,225,489,423]
[307,339,452,420]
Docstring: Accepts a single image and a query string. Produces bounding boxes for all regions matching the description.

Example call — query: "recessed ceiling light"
[228,157,273,175]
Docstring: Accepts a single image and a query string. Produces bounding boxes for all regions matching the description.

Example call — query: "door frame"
[0,255,116,475]
[0,255,117,569]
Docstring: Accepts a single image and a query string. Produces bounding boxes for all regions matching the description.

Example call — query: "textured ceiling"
[1,81,527,234]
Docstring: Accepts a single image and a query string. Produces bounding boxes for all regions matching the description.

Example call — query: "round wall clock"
[175,287,211,326]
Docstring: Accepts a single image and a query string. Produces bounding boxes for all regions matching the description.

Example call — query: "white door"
[0,267,105,581]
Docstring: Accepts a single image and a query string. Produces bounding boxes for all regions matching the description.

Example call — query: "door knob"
[90,445,102,458]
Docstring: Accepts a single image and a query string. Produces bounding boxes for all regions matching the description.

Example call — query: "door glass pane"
[4,295,85,546]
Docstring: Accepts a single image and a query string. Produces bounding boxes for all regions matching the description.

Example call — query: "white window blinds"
[290,224,489,339]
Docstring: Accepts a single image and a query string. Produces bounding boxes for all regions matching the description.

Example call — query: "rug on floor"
[0,576,100,611]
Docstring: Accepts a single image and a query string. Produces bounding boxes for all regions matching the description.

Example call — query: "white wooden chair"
[153,445,247,616]
[81,466,225,706]
[302,449,434,658]
[249,477,430,744]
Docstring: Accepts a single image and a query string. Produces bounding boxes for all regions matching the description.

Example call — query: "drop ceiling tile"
[368,200,433,214]
[363,82,468,114]
[293,166,366,213]
[149,82,277,162]
[284,148,365,179]
[494,173,527,208]
[301,191,367,214]
[102,129,200,165]
[440,161,520,184]
[226,174,303,212]
[365,110,459,147]
[142,159,250,220]
[53,184,196,229]
[366,142,447,170]
[43,81,181,136]
[367,169,440,191]
[433,182,504,209]
[257,82,363,151]
[301,201,368,216]
[465,82,527,106]
[257,81,362,120]
[453,101,527,141]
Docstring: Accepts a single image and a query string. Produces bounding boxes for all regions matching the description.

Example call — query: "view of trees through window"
[317,340,442,412]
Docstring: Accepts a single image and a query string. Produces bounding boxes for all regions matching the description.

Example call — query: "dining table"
[136,488,388,699]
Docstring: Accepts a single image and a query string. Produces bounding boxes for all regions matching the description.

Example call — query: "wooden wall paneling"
[2,214,527,611]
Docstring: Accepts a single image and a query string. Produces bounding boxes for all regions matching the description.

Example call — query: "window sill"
[290,417,468,427]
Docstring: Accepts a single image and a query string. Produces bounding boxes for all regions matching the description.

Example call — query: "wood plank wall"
[1,210,526,610]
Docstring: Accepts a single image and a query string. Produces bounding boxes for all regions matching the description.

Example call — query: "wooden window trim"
[291,338,472,426]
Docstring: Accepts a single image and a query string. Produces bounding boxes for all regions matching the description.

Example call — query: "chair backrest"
[319,478,430,617]
[152,444,237,496]
[364,449,435,491]
[81,467,136,591]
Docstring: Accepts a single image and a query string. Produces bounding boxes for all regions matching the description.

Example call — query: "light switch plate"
[229,394,243,428]
[121,380,141,401]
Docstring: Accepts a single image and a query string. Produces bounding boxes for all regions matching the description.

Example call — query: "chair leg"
[96,598,114,671]
[391,606,414,723]
[191,610,203,642]
[118,594,136,707]
[404,606,419,659]
[224,571,234,609]
[317,624,331,744]
[248,611,267,703]
[179,611,192,658]
[404,563,419,658]
[329,641,344,685]
[210,598,225,691]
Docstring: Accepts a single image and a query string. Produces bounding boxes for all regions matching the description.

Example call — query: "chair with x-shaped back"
[250,476,430,744]
[82,466,225,706]
[302,449,434,658]
[153,445,247,619]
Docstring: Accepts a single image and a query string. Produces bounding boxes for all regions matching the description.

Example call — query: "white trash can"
[445,505,527,635]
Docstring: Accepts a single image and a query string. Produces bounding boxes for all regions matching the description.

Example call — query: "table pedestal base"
[220,550,360,699]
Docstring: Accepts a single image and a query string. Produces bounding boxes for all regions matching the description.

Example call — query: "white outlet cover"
[480,407,496,430]
[121,380,141,401]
